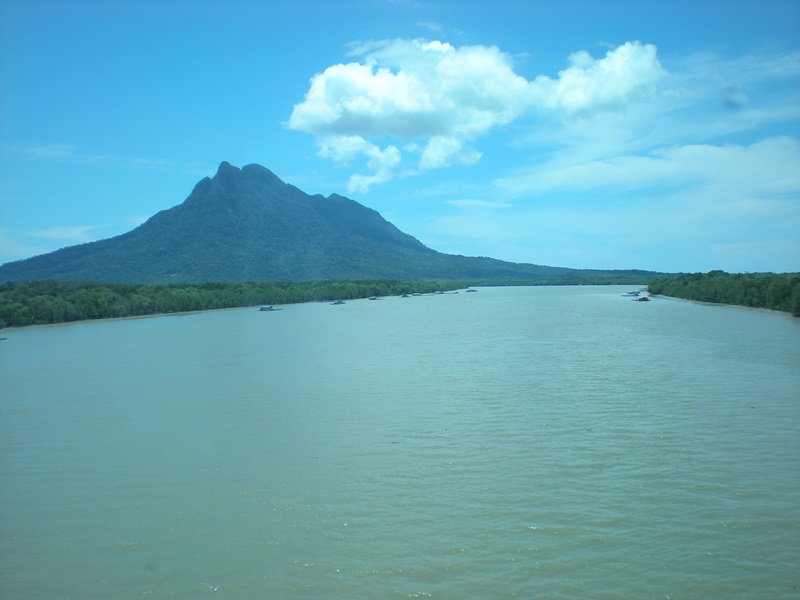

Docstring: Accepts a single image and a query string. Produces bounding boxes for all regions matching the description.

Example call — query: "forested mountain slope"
[0,162,658,285]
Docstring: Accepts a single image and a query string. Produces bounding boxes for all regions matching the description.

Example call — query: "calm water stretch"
[1,286,798,599]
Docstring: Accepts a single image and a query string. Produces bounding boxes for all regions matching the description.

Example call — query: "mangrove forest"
[0,279,467,328]
[648,271,800,316]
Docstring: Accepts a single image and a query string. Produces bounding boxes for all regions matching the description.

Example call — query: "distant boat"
[330,300,345,305]
[259,305,281,311]
[368,296,381,300]
[634,296,651,302]
[465,288,478,293]
[623,291,641,297]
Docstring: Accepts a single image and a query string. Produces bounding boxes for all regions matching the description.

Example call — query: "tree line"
[648,271,800,316]
[9,271,792,328]
[0,279,468,328]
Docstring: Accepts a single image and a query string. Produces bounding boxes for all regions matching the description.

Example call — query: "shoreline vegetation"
[0,276,648,329]
[0,279,463,329]
[648,271,800,317]
[2,272,798,329]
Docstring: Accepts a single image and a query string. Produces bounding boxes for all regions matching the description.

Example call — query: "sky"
[1,0,799,274]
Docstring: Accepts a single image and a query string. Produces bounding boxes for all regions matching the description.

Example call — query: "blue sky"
[1,0,798,274]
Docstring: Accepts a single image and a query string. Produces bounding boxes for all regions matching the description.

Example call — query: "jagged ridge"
[0,162,657,284]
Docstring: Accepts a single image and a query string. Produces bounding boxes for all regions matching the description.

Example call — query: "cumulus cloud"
[529,41,665,115]
[289,39,530,139]
[288,39,665,192]
[419,136,482,170]
[317,135,401,193]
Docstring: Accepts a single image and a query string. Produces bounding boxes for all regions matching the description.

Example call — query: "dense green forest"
[0,275,659,329]
[7,272,794,329]
[0,279,470,328]
[648,271,800,316]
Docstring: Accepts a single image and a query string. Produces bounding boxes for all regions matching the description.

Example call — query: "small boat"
[634,296,651,302]
[259,305,281,311]
[330,300,345,305]
[368,296,381,300]
[465,288,478,293]
[623,291,641,297]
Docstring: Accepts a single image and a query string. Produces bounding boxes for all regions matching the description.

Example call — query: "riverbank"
[648,271,800,317]
[0,279,467,329]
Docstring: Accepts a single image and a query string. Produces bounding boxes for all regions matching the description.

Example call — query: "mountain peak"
[0,162,658,284]
[215,160,239,176]
[210,161,288,193]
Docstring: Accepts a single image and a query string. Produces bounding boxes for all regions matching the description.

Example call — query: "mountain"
[0,162,656,284]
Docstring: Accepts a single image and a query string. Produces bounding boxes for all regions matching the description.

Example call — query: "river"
[1,286,798,598]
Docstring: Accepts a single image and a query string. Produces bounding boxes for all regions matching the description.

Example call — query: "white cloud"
[25,143,114,165]
[346,143,401,194]
[318,135,377,164]
[28,225,101,243]
[317,135,401,193]
[445,199,511,209]
[419,136,482,170]
[288,37,532,141]
[126,215,151,227]
[482,136,800,271]
[497,136,800,200]
[416,21,442,33]
[0,229,50,262]
[529,41,665,115]
[27,143,79,159]
[0,225,105,263]
[20,144,210,178]
[288,39,666,191]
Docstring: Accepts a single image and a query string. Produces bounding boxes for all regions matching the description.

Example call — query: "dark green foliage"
[0,279,468,328]
[0,162,666,285]
[648,271,800,316]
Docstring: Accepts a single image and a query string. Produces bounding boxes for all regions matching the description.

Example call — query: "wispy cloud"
[416,21,442,33]
[27,143,110,163]
[28,225,104,244]
[444,199,511,209]
[27,143,78,159]
[0,229,50,262]
[0,225,108,263]
[22,143,208,175]
[126,214,152,227]
[436,134,800,271]
[496,137,800,198]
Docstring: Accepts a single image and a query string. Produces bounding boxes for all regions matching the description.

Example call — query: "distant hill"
[0,162,660,284]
